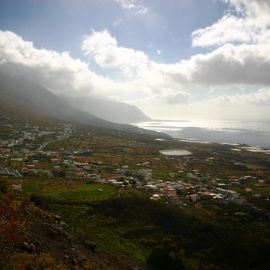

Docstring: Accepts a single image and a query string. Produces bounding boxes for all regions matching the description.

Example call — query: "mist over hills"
[61,95,150,124]
[0,73,108,126]
[0,73,167,138]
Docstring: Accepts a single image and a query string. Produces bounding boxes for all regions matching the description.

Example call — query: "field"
[22,179,117,202]
[11,178,268,270]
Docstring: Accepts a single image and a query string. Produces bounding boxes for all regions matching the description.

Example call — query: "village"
[1,116,270,270]
[1,117,269,221]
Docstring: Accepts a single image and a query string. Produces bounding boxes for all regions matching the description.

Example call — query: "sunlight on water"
[159,149,192,156]
[135,119,270,148]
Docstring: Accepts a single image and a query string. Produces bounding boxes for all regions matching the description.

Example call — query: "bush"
[147,247,184,270]
[0,179,8,193]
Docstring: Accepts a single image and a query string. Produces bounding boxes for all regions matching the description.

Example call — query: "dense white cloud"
[0,30,183,106]
[82,30,149,78]
[0,30,126,98]
[179,43,270,85]
[192,15,254,47]
[169,0,270,87]
[83,28,270,90]
[192,0,270,47]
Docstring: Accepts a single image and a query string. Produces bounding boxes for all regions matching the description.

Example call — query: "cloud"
[113,18,124,27]
[209,87,270,105]
[114,0,149,15]
[192,15,254,47]
[160,0,270,87]
[82,29,149,78]
[0,30,177,105]
[1,29,270,109]
[181,43,270,85]
[140,87,270,120]
[0,30,125,98]
[192,0,270,47]
[1,0,270,122]
[163,91,190,105]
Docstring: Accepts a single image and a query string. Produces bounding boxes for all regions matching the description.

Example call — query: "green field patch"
[23,180,117,202]
[48,203,149,261]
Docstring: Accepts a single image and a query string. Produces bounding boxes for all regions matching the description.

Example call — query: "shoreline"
[135,120,270,149]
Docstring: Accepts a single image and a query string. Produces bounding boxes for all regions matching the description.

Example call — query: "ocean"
[135,119,270,148]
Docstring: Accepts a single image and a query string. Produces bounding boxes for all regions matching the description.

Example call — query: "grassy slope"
[20,179,270,270]
[23,180,117,202]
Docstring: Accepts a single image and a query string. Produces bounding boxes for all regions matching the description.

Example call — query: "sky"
[0,0,270,120]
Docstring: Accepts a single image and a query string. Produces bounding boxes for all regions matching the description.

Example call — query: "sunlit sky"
[0,0,270,120]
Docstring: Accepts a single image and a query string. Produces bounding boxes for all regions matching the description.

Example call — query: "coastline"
[134,119,270,150]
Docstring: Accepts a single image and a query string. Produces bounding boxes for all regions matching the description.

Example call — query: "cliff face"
[62,95,151,124]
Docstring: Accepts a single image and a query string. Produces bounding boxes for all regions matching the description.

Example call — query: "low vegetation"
[1,118,270,269]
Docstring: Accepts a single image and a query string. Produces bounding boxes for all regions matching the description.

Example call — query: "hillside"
[0,74,104,125]
[0,193,145,270]
[0,73,168,138]
[62,95,151,124]
[0,118,270,270]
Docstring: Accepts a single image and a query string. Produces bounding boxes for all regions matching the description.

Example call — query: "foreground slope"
[0,194,145,270]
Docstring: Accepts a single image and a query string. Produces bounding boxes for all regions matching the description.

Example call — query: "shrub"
[0,179,8,193]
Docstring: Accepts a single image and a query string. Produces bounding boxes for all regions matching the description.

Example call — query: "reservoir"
[159,149,192,156]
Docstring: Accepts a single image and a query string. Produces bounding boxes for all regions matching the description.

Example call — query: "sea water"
[135,119,270,148]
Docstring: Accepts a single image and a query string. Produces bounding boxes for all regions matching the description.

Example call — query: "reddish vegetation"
[0,193,145,270]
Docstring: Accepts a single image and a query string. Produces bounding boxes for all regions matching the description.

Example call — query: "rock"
[47,226,60,237]
[54,215,61,221]
[20,241,36,252]
[77,254,87,263]
[83,240,97,251]
[64,232,72,242]
[59,220,69,229]
[72,258,78,265]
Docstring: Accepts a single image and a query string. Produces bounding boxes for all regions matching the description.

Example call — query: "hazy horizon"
[135,118,270,147]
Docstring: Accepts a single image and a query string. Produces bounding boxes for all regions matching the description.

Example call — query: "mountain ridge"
[0,73,169,138]
[61,95,151,124]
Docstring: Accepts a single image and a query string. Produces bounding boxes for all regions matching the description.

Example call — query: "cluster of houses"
[0,130,259,209]
[0,121,71,161]
[92,160,247,207]
[0,119,268,215]
[0,166,21,177]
